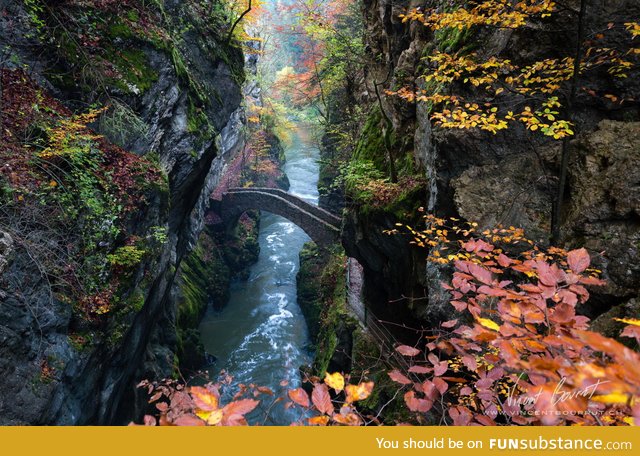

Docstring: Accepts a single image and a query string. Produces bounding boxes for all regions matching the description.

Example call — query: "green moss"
[124,287,145,313]
[111,48,158,93]
[314,331,338,376]
[308,249,358,376]
[435,26,474,53]
[352,108,387,172]
[108,19,135,40]
[296,243,324,340]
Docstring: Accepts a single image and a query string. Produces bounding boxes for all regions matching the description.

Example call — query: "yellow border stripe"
[0,426,637,456]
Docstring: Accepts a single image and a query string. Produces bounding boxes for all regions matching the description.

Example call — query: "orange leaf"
[256,386,274,396]
[307,415,330,426]
[222,399,259,417]
[332,412,363,426]
[345,381,374,403]
[311,383,333,415]
[189,386,219,411]
[288,388,310,408]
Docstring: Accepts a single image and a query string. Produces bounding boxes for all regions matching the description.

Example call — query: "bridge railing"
[346,261,421,383]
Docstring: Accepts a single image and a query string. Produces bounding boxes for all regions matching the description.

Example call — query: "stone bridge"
[216,187,341,247]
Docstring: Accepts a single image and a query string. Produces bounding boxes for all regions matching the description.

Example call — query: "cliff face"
[342,0,640,327]
[0,0,246,424]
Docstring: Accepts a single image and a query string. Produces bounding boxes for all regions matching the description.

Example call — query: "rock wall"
[343,0,640,327]
[0,0,247,424]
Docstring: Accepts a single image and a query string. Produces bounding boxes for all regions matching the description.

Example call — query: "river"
[199,126,318,425]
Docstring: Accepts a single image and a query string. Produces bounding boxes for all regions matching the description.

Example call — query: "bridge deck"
[218,187,341,247]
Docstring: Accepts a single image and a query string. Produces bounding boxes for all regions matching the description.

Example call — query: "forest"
[0,0,638,427]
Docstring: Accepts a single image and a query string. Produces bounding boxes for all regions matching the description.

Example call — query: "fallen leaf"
[311,383,333,415]
[345,381,374,403]
[324,372,345,392]
[477,317,500,331]
[287,388,310,408]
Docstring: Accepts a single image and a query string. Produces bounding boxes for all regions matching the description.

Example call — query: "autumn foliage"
[386,215,640,425]
[137,213,639,426]
[390,1,639,139]
[136,371,374,426]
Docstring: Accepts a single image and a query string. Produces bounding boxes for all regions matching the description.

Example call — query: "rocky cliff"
[0,0,247,424]
[341,0,639,329]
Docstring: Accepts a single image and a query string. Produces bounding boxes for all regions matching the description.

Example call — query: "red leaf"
[449,406,473,425]
[404,391,433,413]
[550,302,575,323]
[441,319,458,328]
[311,383,333,415]
[536,262,558,287]
[475,415,497,426]
[556,289,578,306]
[433,377,449,394]
[222,414,249,426]
[388,369,413,385]
[408,365,432,374]
[434,360,448,376]
[621,326,640,343]
[451,300,468,311]
[497,253,513,267]
[477,285,506,296]
[287,388,310,408]
[579,276,606,286]
[468,263,493,285]
[190,386,219,411]
[143,415,157,426]
[567,248,590,274]
[396,345,420,356]
[462,355,477,371]
[173,415,205,426]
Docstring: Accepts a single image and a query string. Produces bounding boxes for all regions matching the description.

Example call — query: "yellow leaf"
[591,393,630,404]
[614,318,640,327]
[324,372,345,392]
[198,409,223,425]
[623,417,635,426]
[345,382,374,403]
[477,317,500,331]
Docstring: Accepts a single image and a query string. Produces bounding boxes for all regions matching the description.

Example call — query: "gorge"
[0,0,639,426]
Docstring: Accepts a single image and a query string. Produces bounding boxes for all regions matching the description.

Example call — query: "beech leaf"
[287,388,310,408]
[567,248,590,274]
[311,383,333,415]
[388,369,413,385]
[324,372,345,392]
[396,345,421,356]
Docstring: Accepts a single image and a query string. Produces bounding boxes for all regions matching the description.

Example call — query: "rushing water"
[199,126,318,425]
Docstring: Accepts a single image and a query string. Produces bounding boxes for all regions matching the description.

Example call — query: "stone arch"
[219,188,341,247]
